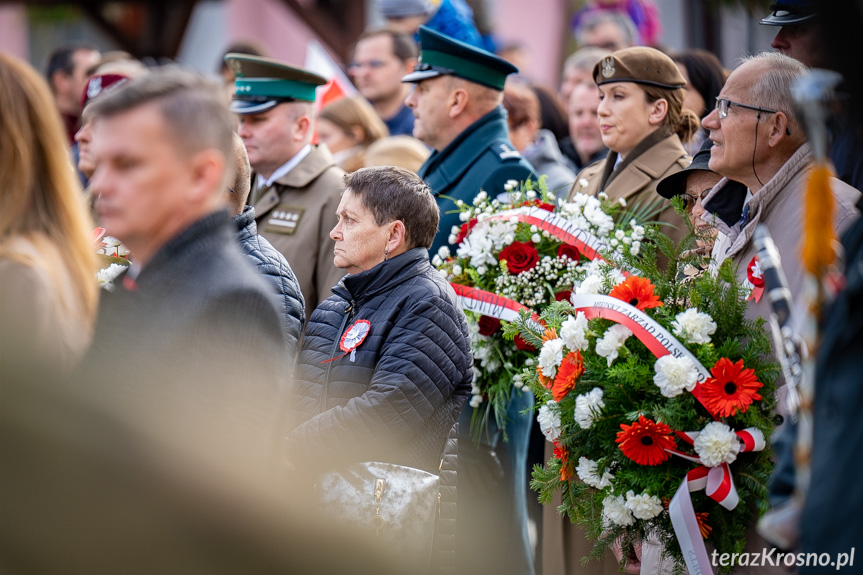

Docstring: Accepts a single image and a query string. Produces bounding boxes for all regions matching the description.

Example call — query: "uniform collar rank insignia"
[602,56,615,78]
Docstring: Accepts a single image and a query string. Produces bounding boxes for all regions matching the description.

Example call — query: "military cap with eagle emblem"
[224,53,327,114]
[592,46,685,90]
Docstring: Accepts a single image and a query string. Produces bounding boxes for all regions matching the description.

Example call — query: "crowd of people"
[2,0,862,573]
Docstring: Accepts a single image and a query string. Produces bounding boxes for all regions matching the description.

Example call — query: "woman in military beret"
[568,46,700,253]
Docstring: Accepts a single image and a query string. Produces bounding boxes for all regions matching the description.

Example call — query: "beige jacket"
[570,132,691,247]
[708,142,861,328]
[252,145,346,316]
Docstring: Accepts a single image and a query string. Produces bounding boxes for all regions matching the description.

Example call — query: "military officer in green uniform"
[402,26,538,256]
[402,26,538,575]
[226,54,345,316]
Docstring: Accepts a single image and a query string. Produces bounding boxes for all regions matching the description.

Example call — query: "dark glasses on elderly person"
[680,188,712,213]
[714,97,779,120]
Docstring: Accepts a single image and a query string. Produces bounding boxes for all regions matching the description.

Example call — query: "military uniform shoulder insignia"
[263,203,305,235]
[496,143,522,160]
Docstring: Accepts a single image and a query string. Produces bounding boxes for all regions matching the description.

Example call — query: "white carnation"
[602,494,634,527]
[624,490,664,520]
[537,400,562,442]
[538,338,565,378]
[560,311,589,351]
[595,324,632,367]
[653,355,699,398]
[576,457,614,489]
[575,275,604,295]
[672,308,717,345]
[574,388,605,429]
[693,421,741,467]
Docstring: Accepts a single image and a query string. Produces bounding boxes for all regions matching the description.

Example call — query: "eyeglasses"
[347,59,388,73]
[714,97,779,120]
[680,188,711,213]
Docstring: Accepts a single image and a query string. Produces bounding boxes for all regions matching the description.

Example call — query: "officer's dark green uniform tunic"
[420,106,538,255]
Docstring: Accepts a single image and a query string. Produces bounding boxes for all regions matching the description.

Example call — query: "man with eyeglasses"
[760,0,863,193]
[349,28,418,136]
[701,51,860,328]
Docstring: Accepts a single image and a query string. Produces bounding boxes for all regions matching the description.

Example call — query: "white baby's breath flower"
[672,308,717,345]
[618,197,627,207]
[469,395,484,408]
[560,311,589,351]
[459,211,470,222]
[624,491,663,520]
[595,324,632,367]
[575,275,604,295]
[530,225,538,233]
[476,265,488,275]
[574,387,605,429]
[448,234,458,245]
[576,457,614,489]
[653,355,699,398]
[602,494,634,527]
[538,338,565,378]
[526,190,537,199]
[537,400,562,442]
[452,264,463,275]
[694,421,741,467]
[531,233,542,243]
[437,246,451,259]
[504,179,519,191]
[431,255,443,267]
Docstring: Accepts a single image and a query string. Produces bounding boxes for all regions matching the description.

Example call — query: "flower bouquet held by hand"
[433,177,645,442]
[509,225,779,574]
[93,226,130,291]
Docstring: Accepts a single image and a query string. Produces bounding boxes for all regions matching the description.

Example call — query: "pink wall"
[225,0,329,67]
[493,0,568,90]
[0,4,29,61]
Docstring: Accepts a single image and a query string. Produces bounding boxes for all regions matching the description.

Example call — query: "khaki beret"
[593,47,685,89]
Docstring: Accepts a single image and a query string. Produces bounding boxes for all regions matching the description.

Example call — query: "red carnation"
[477,315,502,336]
[514,333,535,351]
[499,241,539,274]
[557,244,581,262]
[455,218,478,245]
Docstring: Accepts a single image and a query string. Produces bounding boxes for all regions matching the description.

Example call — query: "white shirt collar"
[257,144,312,189]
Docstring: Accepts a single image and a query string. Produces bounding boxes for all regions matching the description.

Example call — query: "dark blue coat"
[286,247,472,474]
[233,205,305,356]
[419,106,537,256]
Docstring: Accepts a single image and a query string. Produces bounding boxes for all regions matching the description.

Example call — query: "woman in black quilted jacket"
[285,166,472,571]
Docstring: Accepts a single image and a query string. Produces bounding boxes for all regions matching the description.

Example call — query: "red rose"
[499,241,539,274]
[519,200,555,212]
[455,218,478,245]
[557,244,581,262]
[555,290,572,303]
[478,315,501,336]
[514,333,535,351]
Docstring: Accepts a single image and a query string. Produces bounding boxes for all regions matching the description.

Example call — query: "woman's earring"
[384,247,389,260]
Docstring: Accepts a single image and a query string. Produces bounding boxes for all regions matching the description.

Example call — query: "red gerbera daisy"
[700,358,763,417]
[553,441,573,481]
[552,351,584,401]
[609,276,664,311]
[615,415,675,466]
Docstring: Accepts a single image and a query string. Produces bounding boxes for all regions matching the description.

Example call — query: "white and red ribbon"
[450,283,544,332]
[482,206,609,262]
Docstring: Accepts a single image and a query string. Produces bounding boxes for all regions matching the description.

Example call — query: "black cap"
[656,139,714,200]
[760,1,818,26]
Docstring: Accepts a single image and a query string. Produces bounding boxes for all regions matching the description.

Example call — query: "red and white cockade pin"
[322,319,371,363]
[746,256,764,302]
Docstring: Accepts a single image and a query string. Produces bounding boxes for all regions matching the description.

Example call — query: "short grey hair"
[574,11,639,48]
[87,66,234,164]
[741,51,807,138]
[562,46,612,77]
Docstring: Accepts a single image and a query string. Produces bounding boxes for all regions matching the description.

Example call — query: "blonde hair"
[642,83,701,144]
[318,95,389,147]
[363,136,431,173]
[0,53,98,323]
